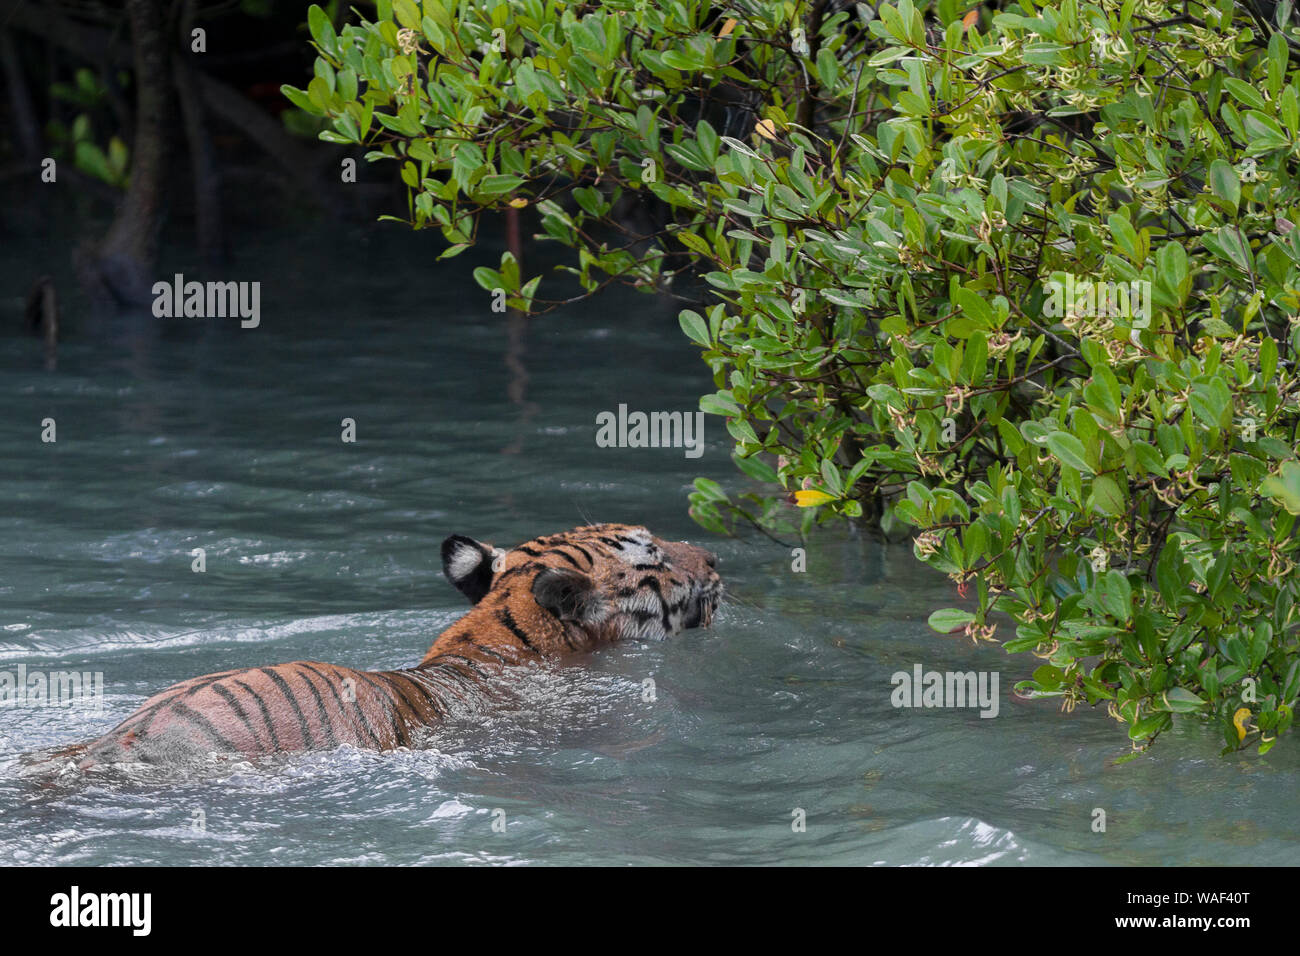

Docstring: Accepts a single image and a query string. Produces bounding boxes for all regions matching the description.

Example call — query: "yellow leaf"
[508,197,528,208]
[794,489,837,507]
[717,18,737,38]
[754,118,777,141]
[1233,707,1252,742]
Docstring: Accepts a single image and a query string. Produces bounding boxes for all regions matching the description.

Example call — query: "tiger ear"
[532,567,606,625]
[441,534,497,604]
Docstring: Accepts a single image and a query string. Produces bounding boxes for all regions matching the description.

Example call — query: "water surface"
[1,228,1297,865]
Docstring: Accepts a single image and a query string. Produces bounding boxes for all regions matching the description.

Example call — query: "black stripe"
[131,689,201,738]
[638,576,670,628]
[638,576,665,596]
[181,668,243,693]
[170,700,242,753]
[638,577,671,627]
[211,684,263,748]
[435,653,491,680]
[498,606,540,650]
[115,695,180,737]
[260,667,315,749]
[431,661,477,691]
[544,548,583,568]
[122,669,244,737]
[356,673,409,747]
[498,562,542,580]
[378,672,431,730]
[234,679,281,750]
[391,672,446,719]
[299,663,384,747]
[291,665,339,747]
[464,643,512,664]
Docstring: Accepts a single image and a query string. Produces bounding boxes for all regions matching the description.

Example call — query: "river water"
[1,226,1297,865]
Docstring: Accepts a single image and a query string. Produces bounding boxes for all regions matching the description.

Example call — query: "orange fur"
[56,524,721,769]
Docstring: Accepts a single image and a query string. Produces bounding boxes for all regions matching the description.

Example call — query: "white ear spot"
[447,543,485,581]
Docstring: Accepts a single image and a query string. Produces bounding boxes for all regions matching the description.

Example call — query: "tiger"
[44,524,722,771]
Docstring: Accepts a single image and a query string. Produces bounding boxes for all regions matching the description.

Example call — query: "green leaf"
[1046,432,1095,474]
[1261,461,1300,514]
[1161,687,1208,713]
[953,287,993,327]
[733,453,778,483]
[393,0,422,29]
[1098,570,1133,622]
[1032,664,1066,689]
[700,392,741,416]
[307,4,337,56]
[679,310,711,346]
[1208,159,1240,212]
[1108,214,1139,261]
[74,141,114,184]
[472,266,502,291]
[281,84,320,115]
[475,174,525,198]
[1223,77,1270,113]
[1090,475,1125,516]
[927,608,975,634]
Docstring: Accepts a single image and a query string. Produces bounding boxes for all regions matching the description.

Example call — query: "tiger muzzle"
[664,541,722,630]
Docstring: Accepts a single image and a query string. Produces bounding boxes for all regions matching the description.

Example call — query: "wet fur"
[36,524,721,772]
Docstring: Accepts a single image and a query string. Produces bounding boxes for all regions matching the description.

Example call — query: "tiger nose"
[704,551,718,569]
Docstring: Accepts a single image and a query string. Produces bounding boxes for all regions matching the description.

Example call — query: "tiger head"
[435,523,723,656]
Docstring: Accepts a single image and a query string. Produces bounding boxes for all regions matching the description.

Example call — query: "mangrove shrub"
[285,0,1300,755]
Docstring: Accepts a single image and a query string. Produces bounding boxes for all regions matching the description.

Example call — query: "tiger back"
[45,524,722,770]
